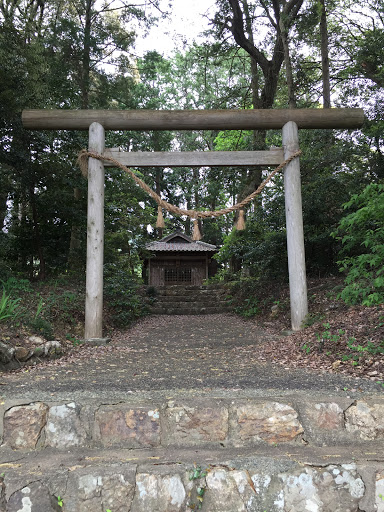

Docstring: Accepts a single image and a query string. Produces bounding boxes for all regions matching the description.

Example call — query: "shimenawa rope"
[78,149,301,240]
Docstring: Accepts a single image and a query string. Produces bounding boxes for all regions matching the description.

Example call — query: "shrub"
[2,277,32,295]
[104,265,147,328]
[333,183,384,306]
[146,286,157,298]
[44,289,83,326]
[235,296,260,317]
[29,317,54,340]
[0,289,21,323]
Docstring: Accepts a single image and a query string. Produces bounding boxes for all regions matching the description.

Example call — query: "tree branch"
[259,0,277,29]
[227,0,269,72]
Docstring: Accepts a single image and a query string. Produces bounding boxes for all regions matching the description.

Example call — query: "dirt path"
[2,314,382,398]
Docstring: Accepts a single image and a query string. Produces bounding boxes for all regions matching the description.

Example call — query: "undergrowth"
[0,270,147,342]
[301,320,384,366]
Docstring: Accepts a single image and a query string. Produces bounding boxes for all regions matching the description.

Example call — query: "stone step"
[150,306,232,315]
[151,303,231,311]
[143,285,228,298]
[153,294,228,303]
[154,293,228,302]
[3,395,384,453]
[153,284,227,291]
[1,445,383,511]
[2,393,384,510]
[151,300,230,308]
[143,285,231,315]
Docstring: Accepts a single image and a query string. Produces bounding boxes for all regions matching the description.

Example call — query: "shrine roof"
[146,231,216,252]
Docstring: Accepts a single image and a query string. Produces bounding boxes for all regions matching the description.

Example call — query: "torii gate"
[22,108,365,338]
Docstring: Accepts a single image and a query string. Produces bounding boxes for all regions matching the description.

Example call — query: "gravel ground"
[2,314,383,397]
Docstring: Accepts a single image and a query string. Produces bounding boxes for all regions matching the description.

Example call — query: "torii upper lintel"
[22,108,365,131]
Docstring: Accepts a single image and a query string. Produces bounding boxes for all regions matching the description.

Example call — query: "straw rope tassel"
[77,150,89,178]
[156,205,166,228]
[192,220,202,241]
[236,209,246,230]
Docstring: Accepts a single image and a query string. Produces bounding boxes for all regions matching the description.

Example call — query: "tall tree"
[319,0,331,107]
[0,0,164,278]
[212,0,304,110]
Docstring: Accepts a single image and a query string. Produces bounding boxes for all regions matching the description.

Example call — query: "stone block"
[14,347,31,362]
[307,402,345,430]
[94,405,161,448]
[3,403,48,450]
[131,473,187,511]
[204,469,253,512]
[64,466,136,512]
[376,471,384,512]
[203,464,365,511]
[43,340,62,356]
[0,342,14,364]
[7,482,57,512]
[45,402,87,448]
[232,401,303,445]
[33,346,44,356]
[345,401,384,440]
[28,335,45,345]
[299,401,347,445]
[164,402,228,446]
[85,337,111,346]
[280,464,364,512]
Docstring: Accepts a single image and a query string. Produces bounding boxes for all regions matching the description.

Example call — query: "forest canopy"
[0,0,383,291]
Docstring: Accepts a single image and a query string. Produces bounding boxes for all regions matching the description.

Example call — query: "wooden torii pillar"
[22,108,365,337]
[86,122,105,338]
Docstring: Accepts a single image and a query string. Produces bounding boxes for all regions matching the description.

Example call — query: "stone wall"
[0,338,62,371]
[3,397,384,451]
[4,463,382,512]
[1,396,383,511]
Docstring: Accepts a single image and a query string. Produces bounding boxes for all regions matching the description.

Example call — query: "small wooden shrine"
[144,231,217,286]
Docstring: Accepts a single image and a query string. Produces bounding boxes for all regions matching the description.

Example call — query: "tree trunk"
[193,168,203,237]
[69,0,92,269]
[156,168,164,238]
[235,0,264,229]
[28,183,46,280]
[68,187,83,270]
[17,202,28,275]
[226,0,304,110]
[242,0,260,110]
[320,0,331,108]
[0,191,8,230]
[82,0,92,110]
[279,16,296,108]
